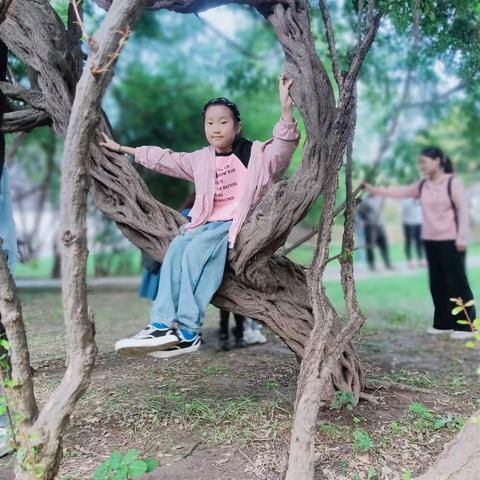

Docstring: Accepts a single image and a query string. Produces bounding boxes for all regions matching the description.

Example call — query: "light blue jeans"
[150,221,231,333]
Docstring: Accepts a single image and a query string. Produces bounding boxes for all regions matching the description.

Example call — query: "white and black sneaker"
[114,325,180,356]
[148,334,201,359]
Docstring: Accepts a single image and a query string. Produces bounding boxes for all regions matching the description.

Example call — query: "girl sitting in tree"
[99,73,300,358]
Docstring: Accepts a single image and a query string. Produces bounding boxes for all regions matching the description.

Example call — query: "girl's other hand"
[279,73,294,122]
[99,132,121,152]
[456,245,466,252]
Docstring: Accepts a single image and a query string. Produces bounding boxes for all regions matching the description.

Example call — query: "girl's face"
[418,155,442,178]
[204,105,241,153]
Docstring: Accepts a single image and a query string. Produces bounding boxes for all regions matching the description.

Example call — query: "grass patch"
[324,266,480,331]
[260,379,279,390]
[203,365,229,376]
[101,384,290,447]
[383,370,437,388]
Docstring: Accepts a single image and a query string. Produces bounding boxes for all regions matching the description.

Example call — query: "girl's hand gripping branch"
[99,132,136,156]
[279,73,294,123]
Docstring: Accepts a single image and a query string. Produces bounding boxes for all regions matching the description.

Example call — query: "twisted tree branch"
[319,0,342,88]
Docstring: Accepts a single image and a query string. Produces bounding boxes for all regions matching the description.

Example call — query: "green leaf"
[476,367,480,376]
[353,428,373,451]
[93,462,111,480]
[123,449,139,465]
[128,460,148,477]
[32,464,45,477]
[108,451,123,469]
[143,458,158,473]
[464,300,475,307]
[452,306,464,315]
[473,318,480,329]
[464,341,476,349]
[456,320,469,325]
[403,471,413,480]
[409,402,432,418]
[434,416,452,429]
[114,465,128,480]
[367,467,378,479]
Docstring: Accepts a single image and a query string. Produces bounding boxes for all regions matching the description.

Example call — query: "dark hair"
[203,97,241,123]
[420,146,454,173]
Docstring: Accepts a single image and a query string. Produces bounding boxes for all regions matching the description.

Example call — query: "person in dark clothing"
[357,195,393,271]
[138,252,161,301]
[218,310,246,351]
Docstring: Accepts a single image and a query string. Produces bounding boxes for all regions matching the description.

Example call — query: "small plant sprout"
[353,428,374,451]
[331,390,357,411]
[450,297,479,335]
[450,297,480,424]
[93,449,158,480]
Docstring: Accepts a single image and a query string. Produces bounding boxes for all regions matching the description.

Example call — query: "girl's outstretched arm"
[99,133,194,181]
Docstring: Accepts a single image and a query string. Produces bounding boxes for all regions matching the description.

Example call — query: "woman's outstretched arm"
[363,181,421,199]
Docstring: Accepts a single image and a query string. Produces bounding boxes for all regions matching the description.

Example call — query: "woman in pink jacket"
[364,147,475,339]
[99,74,300,358]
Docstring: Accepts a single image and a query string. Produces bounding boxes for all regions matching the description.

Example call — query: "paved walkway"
[15,276,140,290]
[14,256,480,290]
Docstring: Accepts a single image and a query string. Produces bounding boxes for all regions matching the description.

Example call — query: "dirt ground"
[0,289,479,480]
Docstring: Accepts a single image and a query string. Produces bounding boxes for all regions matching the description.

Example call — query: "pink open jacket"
[135,119,300,248]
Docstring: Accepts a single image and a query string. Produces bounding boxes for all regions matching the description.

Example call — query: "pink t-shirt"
[208,153,248,222]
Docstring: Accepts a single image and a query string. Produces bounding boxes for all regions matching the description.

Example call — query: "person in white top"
[400,198,425,268]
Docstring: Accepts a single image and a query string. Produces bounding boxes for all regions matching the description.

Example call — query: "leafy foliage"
[353,428,374,451]
[330,390,357,410]
[93,449,158,480]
